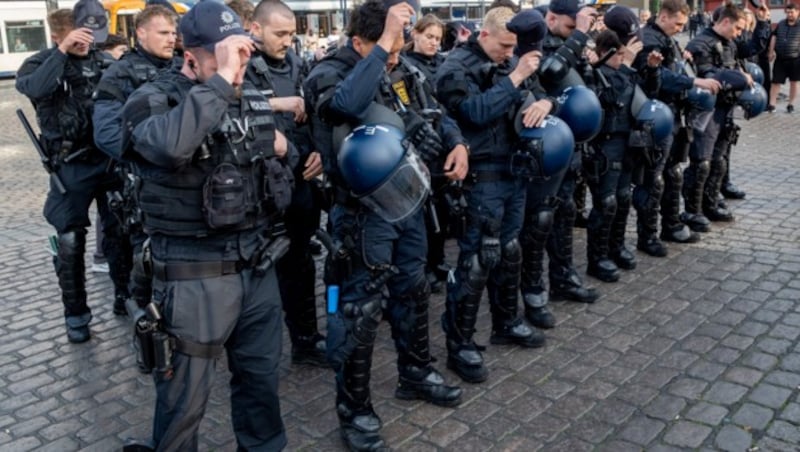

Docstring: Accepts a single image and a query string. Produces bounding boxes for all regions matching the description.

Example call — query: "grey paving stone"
[748,383,793,409]
[703,381,750,405]
[732,403,775,430]
[662,421,713,448]
[684,402,729,425]
[642,394,686,421]
[617,415,665,445]
[765,419,800,444]
[714,425,753,452]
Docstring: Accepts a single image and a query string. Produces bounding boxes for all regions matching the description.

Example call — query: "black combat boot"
[56,230,92,343]
[661,164,701,244]
[292,333,328,367]
[548,204,600,302]
[337,343,387,452]
[489,317,546,348]
[395,364,463,407]
[550,266,600,303]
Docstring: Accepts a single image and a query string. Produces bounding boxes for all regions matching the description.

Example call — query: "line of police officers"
[16,0,770,450]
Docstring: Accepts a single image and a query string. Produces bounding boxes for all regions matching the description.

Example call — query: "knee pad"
[407,272,431,303]
[58,229,87,256]
[664,164,683,184]
[696,160,711,178]
[599,194,617,217]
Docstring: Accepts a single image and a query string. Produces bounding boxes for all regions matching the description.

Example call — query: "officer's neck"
[136,44,171,68]
[256,49,286,68]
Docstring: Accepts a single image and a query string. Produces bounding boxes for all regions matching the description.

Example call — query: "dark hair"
[347,0,386,41]
[594,29,622,55]
[98,33,129,51]
[659,0,691,16]
[253,0,294,25]
[228,0,255,24]
[786,2,798,10]
[135,4,177,30]
[717,1,745,22]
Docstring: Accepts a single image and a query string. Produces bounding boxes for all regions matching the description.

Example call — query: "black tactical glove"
[403,110,444,162]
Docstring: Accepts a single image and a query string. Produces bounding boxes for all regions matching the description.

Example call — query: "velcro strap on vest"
[152,259,244,281]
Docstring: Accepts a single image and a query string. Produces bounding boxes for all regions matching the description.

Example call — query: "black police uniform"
[93,45,175,316]
[305,41,462,451]
[436,34,545,385]
[16,45,130,342]
[401,50,453,292]
[632,19,699,252]
[122,66,291,451]
[245,49,328,366]
[538,28,600,303]
[684,22,768,229]
[586,63,660,282]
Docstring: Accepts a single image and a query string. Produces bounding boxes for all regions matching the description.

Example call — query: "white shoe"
[91,262,109,273]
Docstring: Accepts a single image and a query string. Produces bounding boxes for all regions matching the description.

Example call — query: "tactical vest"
[774,20,800,59]
[597,65,635,136]
[642,24,687,106]
[34,49,105,155]
[438,40,517,163]
[247,51,304,133]
[137,78,284,237]
[404,51,444,86]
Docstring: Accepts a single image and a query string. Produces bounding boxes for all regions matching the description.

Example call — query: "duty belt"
[467,169,514,185]
[152,259,245,281]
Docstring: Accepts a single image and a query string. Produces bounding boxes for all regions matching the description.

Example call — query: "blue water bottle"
[327,285,339,314]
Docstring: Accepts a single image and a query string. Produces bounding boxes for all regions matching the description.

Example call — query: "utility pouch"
[263,158,295,212]
[203,163,247,229]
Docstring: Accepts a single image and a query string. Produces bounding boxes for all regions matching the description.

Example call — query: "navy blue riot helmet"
[686,86,717,111]
[514,116,575,180]
[744,62,765,86]
[737,84,768,119]
[338,124,431,223]
[635,99,674,142]
[555,85,603,144]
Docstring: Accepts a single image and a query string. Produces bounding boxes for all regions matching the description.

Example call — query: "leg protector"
[57,230,89,317]
[610,193,636,270]
[683,159,710,215]
[390,274,432,367]
[661,163,684,231]
[586,194,620,282]
[443,254,489,383]
[703,157,727,211]
[520,208,554,304]
[327,297,383,372]
[573,180,589,228]
[633,172,664,239]
[336,338,386,452]
[546,196,577,274]
[488,239,522,326]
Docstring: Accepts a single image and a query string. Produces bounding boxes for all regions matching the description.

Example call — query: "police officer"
[92,4,177,319]
[16,1,130,343]
[631,0,723,256]
[304,2,464,449]
[505,10,562,329]
[436,6,548,384]
[684,3,769,231]
[538,0,600,302]
[120,3,291,450]
[247,0,328,367]
[585,9,663,283]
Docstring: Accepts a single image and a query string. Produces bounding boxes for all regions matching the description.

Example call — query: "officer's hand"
[576,7,598,34]
[270,96,307,123]
[683,50,693,62]
[378,2,414,52]
[647,50,663,68]
[769,50,776,62]
[443,144,469,181]
[743,71,754,87]
[215,35,255,85]
[509,51,541,87]
[274,130,288,158]
[302,151,323,180]
[694,77,721,94]
[585,48,599,65]
[521,99,553,128]
[622,38,643,66]
[58,28,94,54]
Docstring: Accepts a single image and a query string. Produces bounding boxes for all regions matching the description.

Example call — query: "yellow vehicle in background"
[102,0,189,40]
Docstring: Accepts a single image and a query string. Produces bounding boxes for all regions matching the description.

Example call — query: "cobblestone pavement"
[1,75,799,452]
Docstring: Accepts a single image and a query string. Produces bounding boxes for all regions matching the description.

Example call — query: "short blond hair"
[483,6,515,33]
